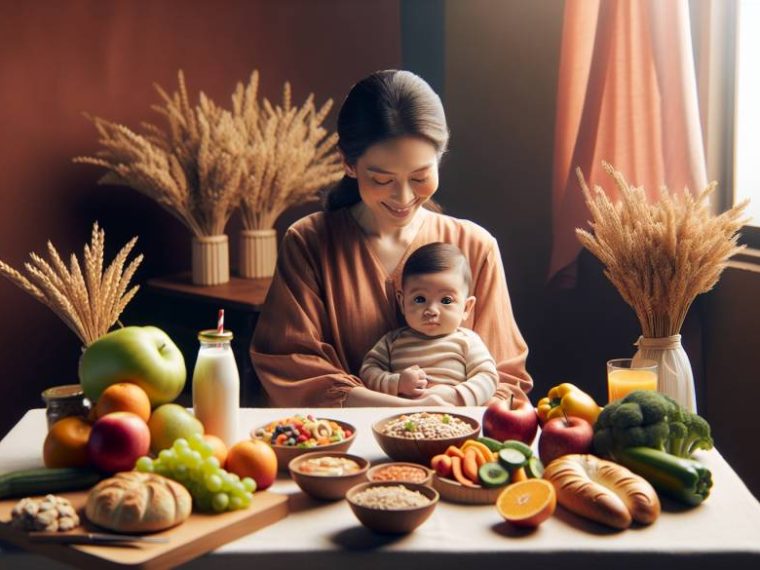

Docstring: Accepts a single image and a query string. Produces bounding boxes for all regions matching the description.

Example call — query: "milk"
[192,333,240,447]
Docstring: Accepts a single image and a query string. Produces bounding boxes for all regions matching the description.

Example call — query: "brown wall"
[0,0,401,436]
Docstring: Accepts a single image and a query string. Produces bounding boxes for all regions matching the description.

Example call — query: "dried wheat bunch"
[575,162,749,337]
[0,222,143,345]
[74,71,244,237]
[233,73,344,230]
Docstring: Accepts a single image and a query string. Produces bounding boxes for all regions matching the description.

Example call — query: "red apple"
[538,416,594,466]
[87,412,151,473]
[482,396,539,445]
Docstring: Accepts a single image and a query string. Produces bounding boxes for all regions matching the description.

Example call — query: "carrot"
[445,445,465,459]
[462,448,479,483]
[511,467,528,483]
[471,447,487,468]
[451,455,477,487]
[431,454,453,478]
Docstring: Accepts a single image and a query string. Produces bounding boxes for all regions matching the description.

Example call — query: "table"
[125,274,272,406]
[2,408,760,570]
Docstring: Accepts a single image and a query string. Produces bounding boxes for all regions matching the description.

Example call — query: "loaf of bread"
[85,472,192,533]
[543,454,660,529]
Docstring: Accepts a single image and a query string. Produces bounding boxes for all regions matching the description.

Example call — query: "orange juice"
[607,369,658,402]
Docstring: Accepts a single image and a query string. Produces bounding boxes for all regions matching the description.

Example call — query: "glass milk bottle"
[192,329,239,447]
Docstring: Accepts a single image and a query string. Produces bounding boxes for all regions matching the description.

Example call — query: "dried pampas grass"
[0,223,142,345]
[233,72,344,230]
[575,162,748,338]
[74,71,244,237]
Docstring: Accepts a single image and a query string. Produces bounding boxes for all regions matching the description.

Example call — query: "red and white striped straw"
[217,309,224,334]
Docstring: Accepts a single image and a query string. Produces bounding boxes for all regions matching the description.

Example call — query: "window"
[734,0,760,228]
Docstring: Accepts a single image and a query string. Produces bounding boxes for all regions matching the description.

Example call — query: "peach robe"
[250,208,532,407]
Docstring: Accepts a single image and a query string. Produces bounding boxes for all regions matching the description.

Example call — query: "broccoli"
[592,390,713,459]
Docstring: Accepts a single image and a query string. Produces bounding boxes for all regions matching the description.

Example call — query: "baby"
[360,242,498,405]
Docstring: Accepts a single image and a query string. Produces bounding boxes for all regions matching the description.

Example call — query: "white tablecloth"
[2,407,759,570]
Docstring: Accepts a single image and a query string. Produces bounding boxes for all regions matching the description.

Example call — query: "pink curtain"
[549,0,708,283]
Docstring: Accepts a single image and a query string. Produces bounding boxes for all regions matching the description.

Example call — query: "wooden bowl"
[288,451,369,501]
[346,481,439,534]
[251,418,357,471]
[432,474,507,505]
[371,411,480,465]
[367,462,433,486]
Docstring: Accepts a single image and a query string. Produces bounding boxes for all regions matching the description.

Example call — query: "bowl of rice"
[346,481,439,534]
[371,411,480,465]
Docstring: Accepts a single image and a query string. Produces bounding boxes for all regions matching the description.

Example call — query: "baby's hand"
[398,365,428,398]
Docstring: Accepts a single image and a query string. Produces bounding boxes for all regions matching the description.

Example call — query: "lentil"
[371,464,429,483]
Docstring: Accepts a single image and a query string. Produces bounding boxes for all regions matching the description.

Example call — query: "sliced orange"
[496,479,556,527]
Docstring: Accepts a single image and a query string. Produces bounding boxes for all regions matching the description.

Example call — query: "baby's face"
[399,268,475,337]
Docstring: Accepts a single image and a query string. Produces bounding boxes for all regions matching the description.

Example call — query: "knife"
[28,532,170,545]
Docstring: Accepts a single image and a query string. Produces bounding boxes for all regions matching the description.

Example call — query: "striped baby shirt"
[360,326,499,406]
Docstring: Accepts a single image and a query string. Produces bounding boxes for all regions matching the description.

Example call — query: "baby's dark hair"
[402,242,472,293]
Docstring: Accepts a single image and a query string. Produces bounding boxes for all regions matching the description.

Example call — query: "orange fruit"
[225,440,277,491]
[203,434,228,466]
[95,382,151,422]
[496,479,556,527]
[43,416,92,468]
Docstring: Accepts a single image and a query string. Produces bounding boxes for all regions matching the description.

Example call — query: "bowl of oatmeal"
[372,411,480,465]
[346,481,439,534]
[288,451,369,500]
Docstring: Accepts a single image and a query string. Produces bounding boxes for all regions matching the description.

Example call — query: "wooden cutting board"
[0,489,288,569]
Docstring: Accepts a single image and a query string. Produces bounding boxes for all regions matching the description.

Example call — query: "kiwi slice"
[501,440,533,459]
[477,437,505,453]
[525,456,545,479]
[478,462,510,488]
[498,447,528,470]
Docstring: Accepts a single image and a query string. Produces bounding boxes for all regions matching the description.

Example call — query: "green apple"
[79,326,186,407]
[148,403,204,453]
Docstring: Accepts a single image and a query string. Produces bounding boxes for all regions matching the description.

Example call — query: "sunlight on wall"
[735,0,760,224]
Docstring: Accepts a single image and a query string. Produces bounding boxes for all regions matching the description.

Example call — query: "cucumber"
[498,448,528,470]
[501,440,533,459]
[525,456,545,479]
[477,437,504,453]
[478,462,510,488]
[0,467,102,499]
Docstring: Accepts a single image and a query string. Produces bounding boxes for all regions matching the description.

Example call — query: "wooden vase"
[239,229,277,279]
[191,235,230,285]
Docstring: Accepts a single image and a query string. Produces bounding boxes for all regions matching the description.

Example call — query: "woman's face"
[346,136,439,229]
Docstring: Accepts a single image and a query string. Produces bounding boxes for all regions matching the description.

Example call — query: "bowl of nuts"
[371,411,480,465]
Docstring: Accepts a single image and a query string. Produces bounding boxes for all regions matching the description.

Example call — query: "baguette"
[543,454,660,529]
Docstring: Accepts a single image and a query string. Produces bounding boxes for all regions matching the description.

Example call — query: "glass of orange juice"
[607,358,658,403]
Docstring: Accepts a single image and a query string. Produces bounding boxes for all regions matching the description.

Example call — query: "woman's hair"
[324,70,449,211]
[402,242,472,293]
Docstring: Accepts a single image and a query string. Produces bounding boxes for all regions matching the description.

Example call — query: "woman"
[250,70,532,407]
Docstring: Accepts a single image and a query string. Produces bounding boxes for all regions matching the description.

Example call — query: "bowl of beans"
[288,451,369,500]
[372,411,480,465]
[367,462,433,486]
[251,415,357,470]
[346,481,439,534]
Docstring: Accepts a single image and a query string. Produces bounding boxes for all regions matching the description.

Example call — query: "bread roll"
[543,454,660,529]
[86,472,192,533]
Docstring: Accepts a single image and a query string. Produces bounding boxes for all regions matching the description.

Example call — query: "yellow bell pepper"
[536,382,601,425]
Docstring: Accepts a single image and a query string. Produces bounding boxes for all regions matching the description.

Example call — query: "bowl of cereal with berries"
[251,415,356,470]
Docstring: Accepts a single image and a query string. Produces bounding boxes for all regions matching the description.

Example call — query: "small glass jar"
[41,384,91,430]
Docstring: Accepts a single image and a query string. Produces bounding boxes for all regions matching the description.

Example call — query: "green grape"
[188,432,206,450]
[242,477,256,493]
[135,456,154,472]
[158,449,176,463]
[241,492,253,507]
[205,474,223,493]
[229,495,244,511]
[201,457,220,475]
[197,442,214,458]
[211,493,229,513]
[172,438,190,451]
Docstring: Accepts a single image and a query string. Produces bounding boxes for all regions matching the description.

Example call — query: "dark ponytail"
[324,70,449,211]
